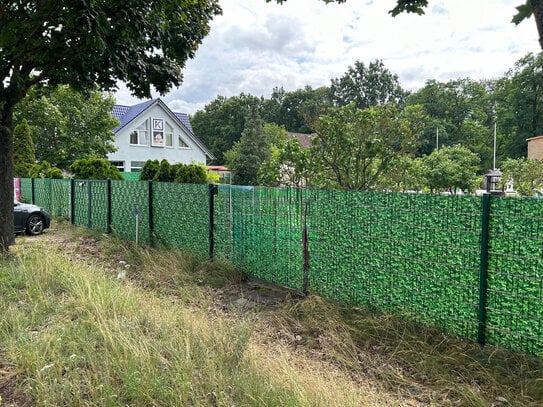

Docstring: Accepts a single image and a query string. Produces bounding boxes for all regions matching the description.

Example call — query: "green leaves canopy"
[331,60,408,109]
[0,0,221,251]
[15,87,119,170]
[0,0,221,98]
[311,103,427,190]
[421,145,480,194]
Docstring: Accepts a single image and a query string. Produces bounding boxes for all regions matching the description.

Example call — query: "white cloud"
[115,0,540,114]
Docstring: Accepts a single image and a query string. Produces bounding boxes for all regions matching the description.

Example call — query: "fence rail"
[18,178,543,357]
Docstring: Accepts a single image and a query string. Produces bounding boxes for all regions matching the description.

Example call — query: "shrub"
[139,159,160,181]
[29,161,63,179]
[174,163,208,184]
[70,158,123,180]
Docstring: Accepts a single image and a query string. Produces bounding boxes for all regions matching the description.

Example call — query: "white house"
[108,98,214,172]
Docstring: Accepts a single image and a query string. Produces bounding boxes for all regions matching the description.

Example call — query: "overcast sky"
[114,0,541,114]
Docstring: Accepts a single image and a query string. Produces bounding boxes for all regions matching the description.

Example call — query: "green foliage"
[174,163,208,184]
[421,145,480,194]
[13,119,36,178]
[154,159,173,182]
[512,1,533,25]
[258,137,311,187]
[407,78,495,169]
[493,53,543,159]
[376,155,426,192]
[29,161,63,179]
[15,86,119,169]
[139,160,161,181]
[70,158,123,180]
[140,159,209,184]
[311,103,427,190]
[500,157,543,196]
[228,108,271,185]
[191,94,263,164]
[330,59,408,109]
[263,86,332,133]
[1,0,221,99]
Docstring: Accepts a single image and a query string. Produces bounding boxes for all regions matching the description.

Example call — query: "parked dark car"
[14,201,51,235]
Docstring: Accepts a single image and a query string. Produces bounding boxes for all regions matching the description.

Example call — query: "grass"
[0,219,542,406]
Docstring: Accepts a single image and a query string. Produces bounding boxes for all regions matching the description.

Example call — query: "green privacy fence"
[18,178,543,356]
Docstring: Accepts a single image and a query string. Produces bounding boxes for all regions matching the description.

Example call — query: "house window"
[130,161,146,172]
[130,120,149,145]
[165,122,174,147]
[152,118,164,147]
[178,135,190,149]
[110,161,124,171]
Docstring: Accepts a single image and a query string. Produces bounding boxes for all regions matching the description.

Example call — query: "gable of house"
[108,99,214,172]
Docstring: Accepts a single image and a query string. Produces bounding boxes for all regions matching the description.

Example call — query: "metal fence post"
[31,178,35,204]
[477,193,491,346]
[209,184,218,261]
[148,180,154,244]
[87,181,92,229]
[70,179,75,224]
[301,191,310,296]
[107,178,112,234]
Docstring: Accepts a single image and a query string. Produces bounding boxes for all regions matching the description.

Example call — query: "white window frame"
[165,121,174,148]
[130,161,146,172]
[178,134,191,149]
[110,161,125,171]
[130,119,150,146]
[152,118,164,147]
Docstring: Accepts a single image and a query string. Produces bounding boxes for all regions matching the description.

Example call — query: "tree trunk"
[531,0,543,51]
[0,107,15,252]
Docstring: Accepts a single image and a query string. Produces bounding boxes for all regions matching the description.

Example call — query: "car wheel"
[26,214,45,235]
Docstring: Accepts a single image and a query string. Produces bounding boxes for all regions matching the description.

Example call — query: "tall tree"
[330,60,408,109]
[191,94,263,164]
[227,108,271,185]
[15,86,119,169]
[500,157,543,196]
[421,145,481,194]
[0,0,221,251]
[407,78,495,170]
[493,52,543,159]
[13,119,36,178]
[263,86,332,132]
[311,102,427,190]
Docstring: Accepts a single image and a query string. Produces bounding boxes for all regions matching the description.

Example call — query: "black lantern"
[484,169,504,195]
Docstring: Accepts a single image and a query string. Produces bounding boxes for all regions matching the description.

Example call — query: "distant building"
[527,135,543,160]
[207,165,232,184]
[287,132,314,148]
[108,98,214,172]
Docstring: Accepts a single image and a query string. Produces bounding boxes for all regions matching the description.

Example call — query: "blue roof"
[112,99,156,132]
[174,112,193,133]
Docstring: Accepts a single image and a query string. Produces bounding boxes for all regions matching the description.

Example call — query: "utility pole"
[493,122,497,170]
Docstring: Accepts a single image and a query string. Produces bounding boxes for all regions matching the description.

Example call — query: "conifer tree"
[13,119,36,178]
[228,108,271,185]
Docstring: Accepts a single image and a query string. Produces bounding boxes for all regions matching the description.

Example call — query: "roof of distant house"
[527,135,543,142]
[207,165,229,171]
[287,132,314,149]
[112,99,194,133]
